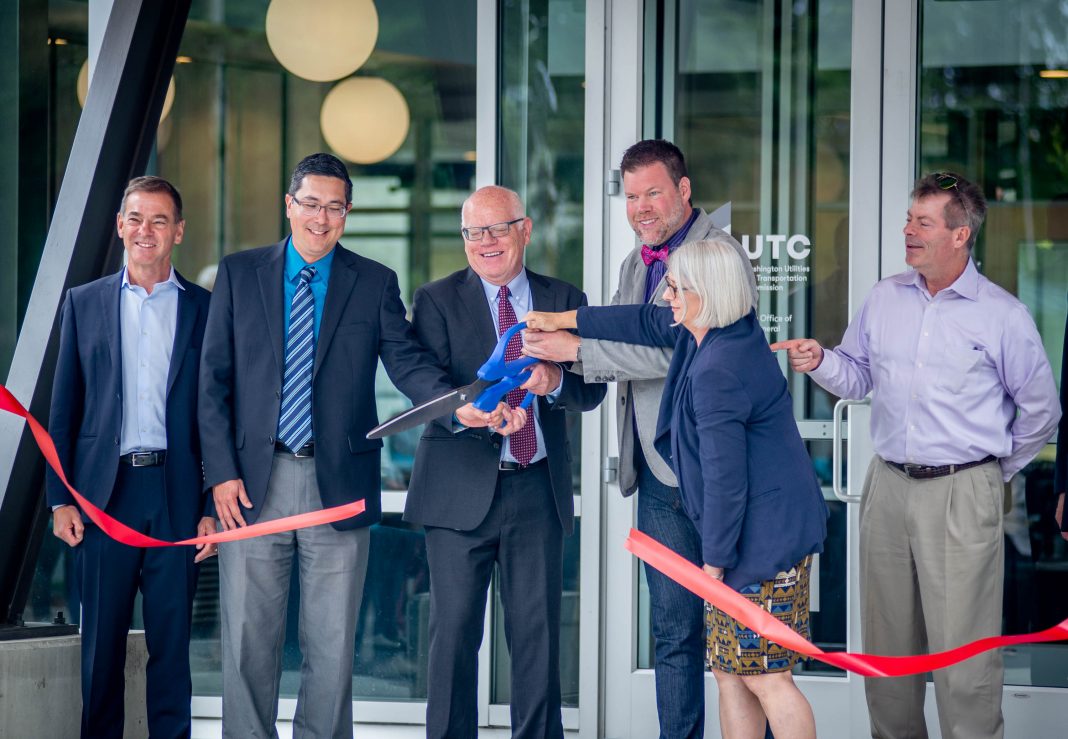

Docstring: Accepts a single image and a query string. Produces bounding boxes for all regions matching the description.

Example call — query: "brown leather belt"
[886,454,997,480]
[119,450,166,467]
[275,441,315,458]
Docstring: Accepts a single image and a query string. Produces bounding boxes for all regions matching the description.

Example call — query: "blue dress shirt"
[120,266,182,455]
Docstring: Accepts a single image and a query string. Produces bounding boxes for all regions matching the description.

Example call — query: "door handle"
[832,397,870,503]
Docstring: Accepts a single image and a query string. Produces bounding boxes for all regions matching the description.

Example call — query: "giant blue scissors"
[367,322,536,439]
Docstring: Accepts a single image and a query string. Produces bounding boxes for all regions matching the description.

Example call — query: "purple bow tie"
[641,244,669,266]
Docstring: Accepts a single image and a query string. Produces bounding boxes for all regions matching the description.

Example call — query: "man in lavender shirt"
[773,172,1059,739]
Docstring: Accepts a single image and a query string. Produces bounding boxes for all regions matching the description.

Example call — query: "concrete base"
[0,631,148,738]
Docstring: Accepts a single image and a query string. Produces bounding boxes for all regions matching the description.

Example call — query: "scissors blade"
[366,379,493,439]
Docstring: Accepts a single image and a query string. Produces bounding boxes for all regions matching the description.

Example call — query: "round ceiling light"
[77,59,176,123]
[266,0,379,82]
[320,77,410,164]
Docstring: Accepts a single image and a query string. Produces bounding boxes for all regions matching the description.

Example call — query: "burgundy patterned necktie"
[497,286,536,465]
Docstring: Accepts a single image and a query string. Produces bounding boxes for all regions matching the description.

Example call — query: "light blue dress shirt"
[478,271,562,465]
[282,237,334,340]
[120,266,182,455]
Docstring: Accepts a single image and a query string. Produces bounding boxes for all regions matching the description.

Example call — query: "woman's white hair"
[667,238,753,329]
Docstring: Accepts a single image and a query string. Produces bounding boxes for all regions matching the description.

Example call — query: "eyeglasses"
[291,197,348,220]
[663,277,689,300]
[461,218,524,241]
[934,172,959,191]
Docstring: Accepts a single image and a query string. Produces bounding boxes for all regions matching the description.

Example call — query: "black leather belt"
[499,458,547,472]
[119,450,166,467]
[886,454,997,480]
[275,441,314,458]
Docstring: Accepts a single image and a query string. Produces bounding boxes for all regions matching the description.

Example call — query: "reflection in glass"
[190,517,432,700]
[494,2,587,712]
[26,0,482,709]
[492,519,582,707]
[498,0,587,292]
[919,0,1068,688]
[673,0,852,426]
[636,443,846,678]
[498,0,587,493]
[24,518,80,628]
[638,0,853,676]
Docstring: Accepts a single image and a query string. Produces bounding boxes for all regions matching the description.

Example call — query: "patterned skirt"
[705,555,812,675]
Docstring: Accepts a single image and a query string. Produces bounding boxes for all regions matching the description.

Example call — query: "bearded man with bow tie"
[524,139,756,739]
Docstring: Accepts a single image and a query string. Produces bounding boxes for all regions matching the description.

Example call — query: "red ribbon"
[626,528,1068,677]
[0,384,364,547]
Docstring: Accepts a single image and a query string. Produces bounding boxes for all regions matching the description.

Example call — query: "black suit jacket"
[46,270,211,537]
[198,240,450,530]
[403,267,606,535]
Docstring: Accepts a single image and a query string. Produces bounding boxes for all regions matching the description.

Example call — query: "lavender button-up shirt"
[809,259,1059,481]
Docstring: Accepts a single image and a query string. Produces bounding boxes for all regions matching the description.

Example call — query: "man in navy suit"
[198,154,510,738]
[48,175,214,739]
[404,186,606,738]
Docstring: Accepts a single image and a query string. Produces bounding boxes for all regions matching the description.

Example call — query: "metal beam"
[0,0,191,627]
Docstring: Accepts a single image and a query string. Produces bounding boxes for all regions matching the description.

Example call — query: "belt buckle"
[293,444,313,459]
[901,463,925,478]
[130,451,154,467]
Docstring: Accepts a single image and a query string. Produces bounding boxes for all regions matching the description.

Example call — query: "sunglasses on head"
[933,172,959,191]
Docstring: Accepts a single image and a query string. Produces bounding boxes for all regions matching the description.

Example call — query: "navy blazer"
[403,268,606,534]
[578,305,827,588]
[198,240,451,530]
[47,270,211,537]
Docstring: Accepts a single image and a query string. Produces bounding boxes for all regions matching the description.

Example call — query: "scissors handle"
[478,322,534,381]
[472,371,533,411]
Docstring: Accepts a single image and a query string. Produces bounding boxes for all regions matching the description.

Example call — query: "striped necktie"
[497,286,536,465]
[278,266,316,452]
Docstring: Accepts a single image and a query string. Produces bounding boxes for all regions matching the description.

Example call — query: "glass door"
[911,0,1068,734]
[602,1,1068,736]
[601,0,875,735]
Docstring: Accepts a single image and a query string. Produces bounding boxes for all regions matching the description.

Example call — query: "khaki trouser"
[860,457,1005,739]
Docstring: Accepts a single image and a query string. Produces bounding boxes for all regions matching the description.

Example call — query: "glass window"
[25,0,483,711]
[494,0,588,709]
[638,0,853,676]
[499,0,587,292]
[20,4,88,631]
[492,520,583,707]
[918,0,1068,688]
[191,516,433,700]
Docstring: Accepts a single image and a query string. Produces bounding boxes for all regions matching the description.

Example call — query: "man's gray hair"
[667,238,754,330]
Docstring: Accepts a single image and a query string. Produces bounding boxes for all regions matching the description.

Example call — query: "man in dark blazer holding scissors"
[404,185,606,738]
[198,154,509,738]
[48,176,214,739]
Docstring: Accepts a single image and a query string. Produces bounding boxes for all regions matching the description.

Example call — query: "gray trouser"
[860,456,1005,739]
[219,454,370,739]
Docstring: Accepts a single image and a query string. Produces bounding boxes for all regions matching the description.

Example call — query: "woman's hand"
[703,564,725,581]
[524,310,577,333]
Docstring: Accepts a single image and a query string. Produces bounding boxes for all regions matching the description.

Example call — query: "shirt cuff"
[545,364,564,404]
[451,413,467,433]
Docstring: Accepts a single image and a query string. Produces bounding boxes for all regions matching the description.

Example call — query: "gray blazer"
[576,208,757,495]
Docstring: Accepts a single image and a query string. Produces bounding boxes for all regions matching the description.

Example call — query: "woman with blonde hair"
[526,238,827,738]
